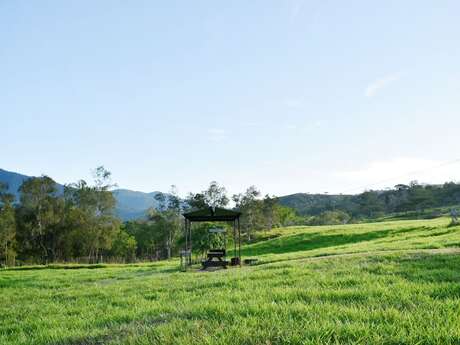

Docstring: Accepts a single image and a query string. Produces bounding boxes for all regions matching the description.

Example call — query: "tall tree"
[186,181,229,211]
[357,191,384,218]
[407,182,434,214]
[185,192,207,210]
[0,183,16,266]
[149,185,181,259]
[165,185,181,259]
[16,176,63,263]
[233,186,261,241]
[154,192,167,212]
[64,167,120,262]
[262,194,278,232]
[110,229,137,262]
[124,220,162,260]
[204,181,229,209]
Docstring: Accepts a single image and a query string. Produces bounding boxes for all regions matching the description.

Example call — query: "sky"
[1,0,460,197]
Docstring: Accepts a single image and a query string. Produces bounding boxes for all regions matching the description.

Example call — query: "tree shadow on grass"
[5,264,108,271]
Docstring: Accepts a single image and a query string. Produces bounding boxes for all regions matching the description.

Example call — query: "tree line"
[123,182,298,261]
[0,167,125,266]
[279,181,460,224]
[0,170,295,266]
[2,170,459,267]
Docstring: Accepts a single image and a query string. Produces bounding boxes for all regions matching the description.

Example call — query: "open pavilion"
[182,207,242,269]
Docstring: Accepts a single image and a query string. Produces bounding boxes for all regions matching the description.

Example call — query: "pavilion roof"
[182,207,241,222]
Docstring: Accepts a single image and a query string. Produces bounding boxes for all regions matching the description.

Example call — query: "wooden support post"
[188,220,192,265]
[233,219,237,259]
[237,216,241,267]
[184,218,188,255]
[224,224,227,258]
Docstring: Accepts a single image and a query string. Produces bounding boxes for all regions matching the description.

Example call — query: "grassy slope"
[242,218,460,263]
[1,218,460,345]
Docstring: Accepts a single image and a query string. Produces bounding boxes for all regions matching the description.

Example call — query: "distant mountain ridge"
[112,189,163,220]
[0,169,30,199]
[0,168,162,221]
[4,168,459,223]
[0,168,352,221]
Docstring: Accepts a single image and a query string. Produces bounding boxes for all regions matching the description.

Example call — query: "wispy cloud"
[365,73,401,97]
[241,121,263,128]
[289,0,323,27]
[207,128,227,142]
[335,157,460,193]
[283,98,304,109]
[284,124,298,130]
[290,0,304,21]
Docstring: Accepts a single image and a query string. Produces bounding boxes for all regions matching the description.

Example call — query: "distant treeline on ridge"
[1,167,459,267]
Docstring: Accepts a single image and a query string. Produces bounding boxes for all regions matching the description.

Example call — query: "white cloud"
[241,121,262,128]
[335,157,460,193]
[290,0,304,20]
[207,128,225,135]
[283,97,305,110]
[207,128,227,142]
[284,124,298,130]
[365,73,401,97]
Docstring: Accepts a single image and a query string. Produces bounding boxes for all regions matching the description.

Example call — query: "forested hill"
[0,169,34,199]
[112,189,163,220]
[0,168,161,221]
[279,182,460,218]
[278,193,354,216]
[3,168,460,221]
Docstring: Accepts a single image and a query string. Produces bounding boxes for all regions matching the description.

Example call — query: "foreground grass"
[1,219,460,344]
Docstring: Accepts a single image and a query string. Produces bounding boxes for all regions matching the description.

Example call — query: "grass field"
[1,218,460,345]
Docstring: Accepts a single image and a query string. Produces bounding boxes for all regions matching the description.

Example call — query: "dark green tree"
[357,191,384,218]
[110,229,137,262]
[262,194,278,232]
[233,186,262,242]
[16,176,64,263]
[64,167,120,262]
[204,181,229,209]
[149,185,181,259]
[0,183,16,266]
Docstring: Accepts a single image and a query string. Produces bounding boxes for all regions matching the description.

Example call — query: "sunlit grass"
[243,218,460,263]
[1,218,460,344]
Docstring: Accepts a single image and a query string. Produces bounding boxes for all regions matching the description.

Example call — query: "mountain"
[1,168,345,220]
[0,169,31,200]
[0,168,162,221]
[112,189,163,221]
[0,168,65,201]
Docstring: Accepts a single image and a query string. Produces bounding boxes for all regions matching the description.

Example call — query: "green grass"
[1,218,460,344]
[243,218,460,263]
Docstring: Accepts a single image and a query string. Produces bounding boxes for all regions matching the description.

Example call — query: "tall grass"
[1,218,460,344]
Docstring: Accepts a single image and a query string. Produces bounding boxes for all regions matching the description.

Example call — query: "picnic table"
[202,249,229,269]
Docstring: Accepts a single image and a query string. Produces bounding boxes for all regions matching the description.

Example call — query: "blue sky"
[1,0,460,196]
